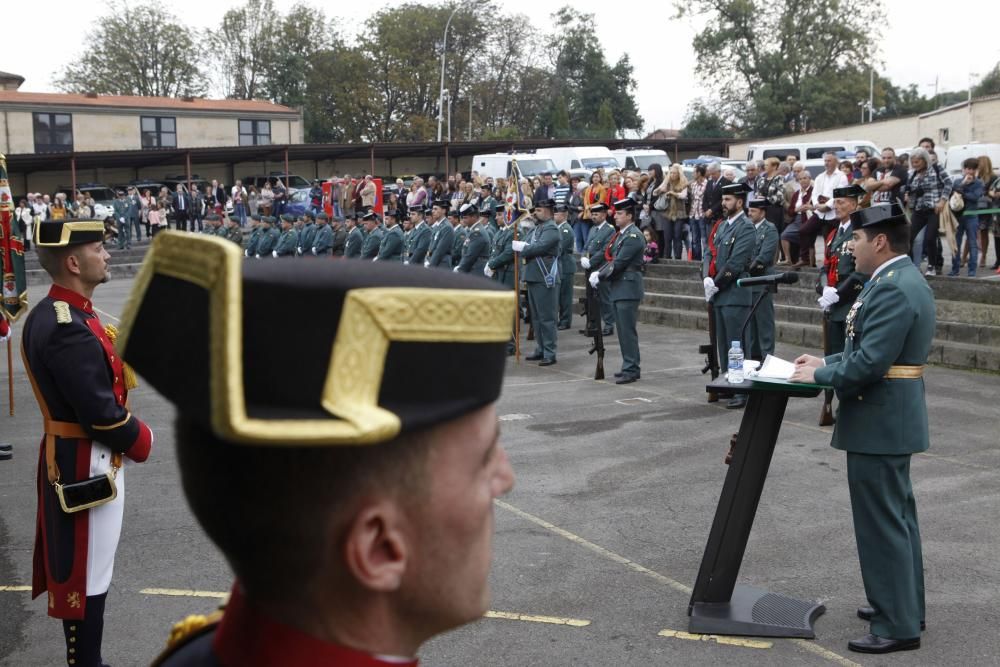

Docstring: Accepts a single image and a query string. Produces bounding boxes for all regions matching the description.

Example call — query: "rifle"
[700,301,720,402]
[819,313,834,426]
[584,271,605,380]
[519,286,534,341]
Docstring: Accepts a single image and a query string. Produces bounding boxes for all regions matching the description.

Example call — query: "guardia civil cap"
[263,216,276,224]
[612,197,636,212]
[385,209,398,219]
[302,211,314,221]
[432,199,451,210]
[316,212,329,221]
[35,220,105,247]
[589,203,608,213]
[833,183,866,199]
[117,232,516,446]
[748,198,768,210]
[850,202,908,229]
[460,203,478,217]
[280,214,295,223]
[534,198,556,210]
[720,182,752,197]
[360,209,378,221]
[250,213,262,222]
[554,203,570,213]
[493,202,506,212]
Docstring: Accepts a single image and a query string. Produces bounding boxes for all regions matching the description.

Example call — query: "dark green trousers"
[749,290,774,361]
[846,452,925,639]
[599,280,615,329]
[713,303,750,368]
[558,274,575,328]
[614,299,640,375]
[527,281,558,360]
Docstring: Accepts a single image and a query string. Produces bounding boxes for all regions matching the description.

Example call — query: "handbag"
[54,461,120,513]
[949,190,965,213]
[653,193,669,211]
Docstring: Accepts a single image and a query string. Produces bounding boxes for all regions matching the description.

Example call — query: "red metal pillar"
[444,143,450,179]
[369,144,375,176]
[186,152,192,193]
[284,148,290,181]
[70,155,77,197]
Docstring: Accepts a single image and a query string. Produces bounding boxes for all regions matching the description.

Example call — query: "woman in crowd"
[761,157,786,257]
[139,189,152,236]
[147,200,167,237]
[49,193,69,220]
[74,193,92,219]
[271,178,286,217]
[974,156,995,270]
[606,171,627,211]
[643,228,659,264]
[839,160,854,181]
[645,163,667,251]
[987,169,1000,272]
[582,171,607,221]
[520,178,534,209]
[14,198,34,250]
[687,164,708,261]
[658,164,689,260]
[855,158,880,208]
[247,185,260,218]
[531,176,542,193]
[406,178,426,211]
[569,181,588,251]
[784,170,814,266]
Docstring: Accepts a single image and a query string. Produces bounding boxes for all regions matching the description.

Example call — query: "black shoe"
[857,606,925,631]
[614,372,625,378]
[615,374,638,384]
[847,633,920,654]
[602,327,614,336]
[525,354,543,361]
[726,396,747,409]
[557,324,570,330]
[506,349,515,356]
[0,443,11,453]
[538,358,557,366]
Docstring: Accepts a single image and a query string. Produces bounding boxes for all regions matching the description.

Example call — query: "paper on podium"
[746,355,830,389]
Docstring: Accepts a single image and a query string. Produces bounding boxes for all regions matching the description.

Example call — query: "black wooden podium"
[688,376,827,638]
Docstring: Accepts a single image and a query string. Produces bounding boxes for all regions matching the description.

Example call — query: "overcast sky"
[5,0,998,135]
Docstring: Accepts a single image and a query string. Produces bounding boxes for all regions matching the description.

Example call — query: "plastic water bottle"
[727,341,744,384]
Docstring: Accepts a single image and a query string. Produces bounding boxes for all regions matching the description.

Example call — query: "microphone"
[736,272,800,288]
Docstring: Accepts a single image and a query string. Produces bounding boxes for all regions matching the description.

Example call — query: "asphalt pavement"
[1,276,998,667]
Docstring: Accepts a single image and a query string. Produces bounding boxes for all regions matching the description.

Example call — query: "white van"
[471,153,560,182]
[534,146,621,179]
[744,140,879,163]
[611,148,671,170]
[943,143,1000,177]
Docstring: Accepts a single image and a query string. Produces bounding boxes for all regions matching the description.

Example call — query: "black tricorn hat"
[117,233,515,446]
[833,183,866,199]
[35,220,105,247]
[748,198,768,210]
[850,202,908,229]
[432,198,451,210]
[534,198,556,210]
[459,203,478,217]
[720,182,752,197]
[612,197,636,212]
[589,203,608,213]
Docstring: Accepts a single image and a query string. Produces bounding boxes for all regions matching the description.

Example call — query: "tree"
[213,0,281,100]
[263,5,333,108]
[974,62,1000,98]
[680,103,733,138]
[678,0,883,136]
[56,1,205,97]
[595,100,617,137]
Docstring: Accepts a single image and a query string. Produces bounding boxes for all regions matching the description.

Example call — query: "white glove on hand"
[311,247,317,255]
[424,260,431,268]
[244,249,249,257]
[580,256,591,269]
[818,286,840,310]
[588,272,600,288]
[484,265,494,278]
[703,277,715,290]
[511,240,527,252]
[255,254,261,259]
[119,217,125,223]
[403,260,410,265]
[297,246,303,254]
[453,266,459,272]
[272,250,278,258]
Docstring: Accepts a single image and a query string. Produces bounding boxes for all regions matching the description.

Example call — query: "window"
[939,128,949,143]
[141,116,176,148]
[33,113,73,153]
[239,119,270,146]
[763,149,798,160]
[805,147,843,159]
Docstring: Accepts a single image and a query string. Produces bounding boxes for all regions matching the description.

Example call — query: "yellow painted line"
[94,307,121,324]
[658,629,772,650]
[140,588,228,599]
[0,586,32,592]
[484,611,590,627]
[917,451,991,471]
[790,639,864,667]
[495,500,692,594]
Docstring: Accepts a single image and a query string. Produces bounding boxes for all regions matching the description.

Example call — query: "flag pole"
[513,221,520,363]
[6,335,12,416]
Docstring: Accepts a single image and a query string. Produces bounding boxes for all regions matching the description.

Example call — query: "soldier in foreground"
[791,204,933,654]
[580,203,615,336]
[456,203,491,274]
[113,232,515,666]
[513,199,560,365]
[555,203,576,330]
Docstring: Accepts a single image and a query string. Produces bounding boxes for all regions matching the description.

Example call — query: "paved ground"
[1,276,999,667]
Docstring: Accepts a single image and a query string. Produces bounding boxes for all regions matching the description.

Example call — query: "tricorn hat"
[720,182,752,197]
[748,198,768,210]
[117,233,515,446]
[850,202,908,229]
[833,183,866,199]
[35,220,105,247]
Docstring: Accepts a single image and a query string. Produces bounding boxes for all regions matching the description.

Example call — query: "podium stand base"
[689,585,825,639]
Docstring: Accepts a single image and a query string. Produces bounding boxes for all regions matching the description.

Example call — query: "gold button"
[69,660,75,665]
[69,648,75,654]
[69,637,75,643]
[858,396,863,401]
[69,626,75,631]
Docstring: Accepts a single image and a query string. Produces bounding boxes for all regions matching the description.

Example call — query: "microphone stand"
[739,281,779,356]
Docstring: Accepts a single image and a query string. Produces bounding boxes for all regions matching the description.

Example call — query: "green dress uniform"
[557,220,576,329]
[451,222,468,268]
[820,219,867,355]
[274,227,298,258]
[298,222,317,256]
[226,225,244,246]
[377,225,404,261]
[332,225,348,256]
[520,218,560,362]
[813,211,934,643]
[704,212,756,363]
[458,221,492,274]
[214,224,229,239]
[487,223,516,287]
[255,223,279,258]
[427,220,454,268]
[361,225,384,259]
[312,222,333,255]
[407,221,432,265]
[584,219,617,332]
[244,226,261,258]
[480,196,498,233]
[747,209,779,360]
[604,220,645,380]
[344,225,364,258]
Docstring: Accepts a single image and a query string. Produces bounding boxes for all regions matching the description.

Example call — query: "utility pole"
[468,97,472,141]
[869,67,874,123]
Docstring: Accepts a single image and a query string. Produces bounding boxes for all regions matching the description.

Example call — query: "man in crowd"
[297,213,316,257]
[792,204,933,655]
[126,187,142,243]
[746,198,779,361]
[554,171,572,207]
[405,206,431,265]
[231,180,248,227]
[456,203,491,274]
[22,220,153,666]
[580,203,615,336]
[360,211,384,260]
[868,147,907,208]
[701,162,732,228]
[344,214,365,258]
[254,216,279,259]
[513,199,560,366]
[377,210,404,262]
[244,215,262,258]
[116,233,516,666]
[225,214,243,246]
[311,212,333,256]
[426,200,454,268]
[534,173,556,206]
[273,214,298,258]
[174,184,191,233]
[798,152,848,268]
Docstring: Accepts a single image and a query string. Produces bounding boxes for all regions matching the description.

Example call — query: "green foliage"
[973,62,1000,98]
[55,1,205,97]
[680,103,733,138]
[213,0,280,100]
[595,100,617,137]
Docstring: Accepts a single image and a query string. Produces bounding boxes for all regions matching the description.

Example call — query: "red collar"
[48,285,94,315]
[214,585,419,667]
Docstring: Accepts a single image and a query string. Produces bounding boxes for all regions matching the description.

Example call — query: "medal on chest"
[845,299,863,339]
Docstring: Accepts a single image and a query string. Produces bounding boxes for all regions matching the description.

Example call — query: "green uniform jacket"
[480,196,498,231]
[705,214,756,307]
[820,222,868,323]
[214,226,229,238]
[332,227,348,256]
[256,228,279,256]
[299,223,317,254]
[458,222,492,273]
[585,222,615,270]
[606,224,646,302]
[361,226,384,259]
[558,221,576,278]
[487,224,517,287]
[749,220,779,282]
[451,224,468,267]
[344,226,364,258]
[814,257,935,455]
[312,224,333,254]
[427,221,454,267]
[408,222,432,264]
[377,225,404,261]
[244,228,261,256]
[226,226,243,245]
[274,229,298,257]
[520,220,560,284]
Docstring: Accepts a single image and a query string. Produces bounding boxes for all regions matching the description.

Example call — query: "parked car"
[944,143,1000,177]
[469,153,559,182]
[55,183,116,221]
[612,148,671,170]
[242,173,312,194]
[743,140,879,163]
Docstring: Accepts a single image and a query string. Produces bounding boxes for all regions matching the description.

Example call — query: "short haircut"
[823,152,837,160]
[35,246,72,279]
[175,416,433,604]
[882,147,896,156]
[764,157,780,168]
[962,157,980,170]
[861,223,910,255]
[918,137,935,148]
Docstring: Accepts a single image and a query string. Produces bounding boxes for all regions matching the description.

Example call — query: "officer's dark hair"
[175,416,434,605]
[918,137,934,149]
[35,246,69,278]
[860,223,910,255]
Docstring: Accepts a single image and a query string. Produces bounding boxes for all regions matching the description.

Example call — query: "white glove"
[424,260,431,268]
[703,277,715,290]
[703,277,719,302]
[255,254,261,259]
[588,272,600,288]
[580,256,591,269]
[511,240,527,252]
[484,265,494,278]
[244,249,249,257]
[272,250,278,258]
[297,246,303,254]
[404,260,410,265]
[818,286,840,309]
[119,217,125,223]
[373,257,378,262]
[453,266,459,272]
[311,247,317,255]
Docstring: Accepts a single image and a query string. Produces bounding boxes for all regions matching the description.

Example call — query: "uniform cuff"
[125,421,153,463]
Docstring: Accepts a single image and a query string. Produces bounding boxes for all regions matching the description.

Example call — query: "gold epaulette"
[53,301,71,324]
[150,609,225,667]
